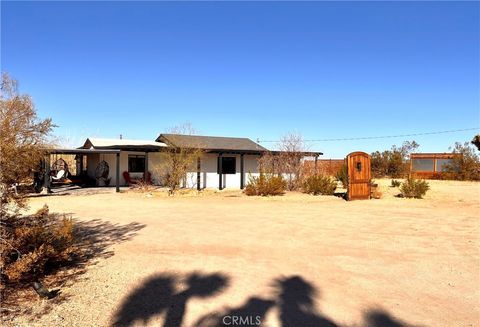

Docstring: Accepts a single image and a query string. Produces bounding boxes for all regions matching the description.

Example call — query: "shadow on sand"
[112,272,229,327]
[112,273,415,327]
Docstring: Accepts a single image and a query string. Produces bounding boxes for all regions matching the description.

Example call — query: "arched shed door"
[346,152,371,200]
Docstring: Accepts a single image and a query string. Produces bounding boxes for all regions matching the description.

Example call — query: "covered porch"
[43,148,122,193]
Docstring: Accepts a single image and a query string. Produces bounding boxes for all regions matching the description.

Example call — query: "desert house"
[45,134,322,191]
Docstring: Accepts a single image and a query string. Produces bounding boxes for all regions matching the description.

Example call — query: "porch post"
[144,151,149,182]
[240,154,245,189]
[314,156,318,175]
[80,155,84,175]
[44,154,51,192]
[116,152,120,193]
[197,157,201,191]
[218,153,223,190]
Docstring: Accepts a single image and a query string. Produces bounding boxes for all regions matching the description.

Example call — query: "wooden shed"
[410,153,459,179]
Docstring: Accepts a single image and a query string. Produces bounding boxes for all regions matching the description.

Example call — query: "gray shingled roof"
[156,134,268,153]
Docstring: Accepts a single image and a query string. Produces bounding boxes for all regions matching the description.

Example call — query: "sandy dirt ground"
[6,179,480,327]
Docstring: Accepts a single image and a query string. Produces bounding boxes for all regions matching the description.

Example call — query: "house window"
[435,158,453,172]
[218,157,236,174]
[128,155,145,173]
[411,159,434,172]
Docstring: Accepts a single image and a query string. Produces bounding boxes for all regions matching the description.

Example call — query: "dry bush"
[391,179,401,187]
[0,73,54,214]
[371,141,419,178]
[335,164,348,188]
[302,175,337,195]
[443,142,480,181]
[400,178,429,199]
[244,173,286,196]
[276,132,307,191]
[130,179,155,193]
[155,124,203,194]
[258,151,280,175]
[1,205,75,287]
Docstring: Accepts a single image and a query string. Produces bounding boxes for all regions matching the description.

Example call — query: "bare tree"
[155,123,203,194]
[0,73,54,214]
[275,132,307,191]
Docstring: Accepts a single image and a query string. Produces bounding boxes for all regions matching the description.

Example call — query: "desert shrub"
[391,179,401,187]
[335,164,348,188]
[1,73,54,216]
[244,173,286,196]
[371,141,419,178]
[400,178,429,199]
[1,205,76,286]
[131,179,155,192]
[302,175,336,195]
[443,142,480,181]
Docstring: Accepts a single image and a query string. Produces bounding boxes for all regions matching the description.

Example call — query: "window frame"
[411,158,435,172]
[128,155,146,173]
[218,156,236,175]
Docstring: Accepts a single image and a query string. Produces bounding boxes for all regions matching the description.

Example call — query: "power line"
[258,127,480,143]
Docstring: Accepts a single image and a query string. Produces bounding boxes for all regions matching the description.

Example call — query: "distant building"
[410,153,459,179]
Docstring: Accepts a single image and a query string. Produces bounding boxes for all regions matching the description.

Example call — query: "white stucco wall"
[84,151,261,188]
[185,153,261,189]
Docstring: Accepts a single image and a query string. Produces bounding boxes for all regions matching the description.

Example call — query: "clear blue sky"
[2,1,479,157]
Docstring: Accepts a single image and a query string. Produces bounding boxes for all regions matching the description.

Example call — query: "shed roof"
[410,153,459,159]
[156,134,268,153]
[81,138,167,151]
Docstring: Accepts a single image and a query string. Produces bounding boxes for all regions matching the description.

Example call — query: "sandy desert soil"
[5,179,480,327]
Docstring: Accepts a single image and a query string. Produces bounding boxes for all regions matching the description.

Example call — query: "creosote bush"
[302,175,337,195]
[244,173,286,196]
[1,205,76,286]
[371,141,419,178]
[335,164,348,188]
[443,142,480,181]
[391,179,401,187]
[400,178,430,199]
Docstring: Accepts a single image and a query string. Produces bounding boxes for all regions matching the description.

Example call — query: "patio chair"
[51,169,66,181]
[123,171,136,186]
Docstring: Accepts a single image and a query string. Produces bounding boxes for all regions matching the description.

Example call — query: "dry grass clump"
[244,173,286,196]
